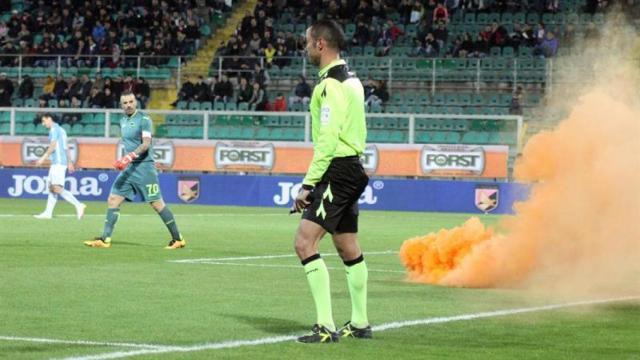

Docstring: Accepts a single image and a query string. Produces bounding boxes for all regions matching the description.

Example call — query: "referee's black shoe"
[296,324,340,344]
[339,321,373,339]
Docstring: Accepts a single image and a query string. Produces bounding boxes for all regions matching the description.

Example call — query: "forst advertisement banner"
[420,144,507,177]
[21,137,79,165]
[214,142,275,170]
[1,138,508,178]
[117,139,175,169]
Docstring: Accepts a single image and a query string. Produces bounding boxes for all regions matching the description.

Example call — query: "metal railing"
[0,107,523,148]
[0,55,192,87]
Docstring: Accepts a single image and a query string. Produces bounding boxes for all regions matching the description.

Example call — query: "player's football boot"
[296,324,340,344]
[339,321,372,339]
[164,235,186,250]
[84,237,112,248]
[33,212,52,219]
[76,203,87,220]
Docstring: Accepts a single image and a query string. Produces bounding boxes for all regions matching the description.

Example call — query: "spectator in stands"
[135,78,151,108]
[102,87,115,109]
[66,76,83,101]
[252,63,270,87]
[53,75,68,100]
[535,22,546,44]
[192,76,210,103]
[423,33,440,57]
[236,77,253,105]
[273,93,286,111]
[80,75,93,100]
[88,87,104,108]
[41,75,55,99]
[264,42,276,67]
[93,73,105,92]
[364,79,389,107]
[289,75,311,107]
[534,31,559,58]
[273,43,290,68]
[214,74,234,103]
[471,33,489,57]
[489,22,508,47]
[175,79,195,105]
[509,86,524,115]
[0,72,13,101]
[409,2,424,24]
[407,37,427,57]
[248,82,268,111]
[433,2,450,24]
[432,21,449,49]
[18,75,34,99]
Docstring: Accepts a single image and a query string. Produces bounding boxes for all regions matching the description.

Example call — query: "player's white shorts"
[47,164,67,186]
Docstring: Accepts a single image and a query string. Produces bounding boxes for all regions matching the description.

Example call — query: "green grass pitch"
[0,198,638,359]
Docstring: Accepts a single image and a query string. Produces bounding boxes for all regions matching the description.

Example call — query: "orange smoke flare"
[400,86,640,291]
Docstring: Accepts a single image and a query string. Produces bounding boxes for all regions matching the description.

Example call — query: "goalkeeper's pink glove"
[114,152,138,171]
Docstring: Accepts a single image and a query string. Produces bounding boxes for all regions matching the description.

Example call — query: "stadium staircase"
[147,0,259,113]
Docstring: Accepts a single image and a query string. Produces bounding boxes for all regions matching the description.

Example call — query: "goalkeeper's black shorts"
[302,156,369,234]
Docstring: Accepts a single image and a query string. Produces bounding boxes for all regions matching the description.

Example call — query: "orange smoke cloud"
[400,57,640,292]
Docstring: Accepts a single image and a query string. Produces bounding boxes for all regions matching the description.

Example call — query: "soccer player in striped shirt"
[34,113,86,220]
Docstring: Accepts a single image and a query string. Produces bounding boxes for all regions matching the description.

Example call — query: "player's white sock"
[59,190,81,207]
[44,193,58,215]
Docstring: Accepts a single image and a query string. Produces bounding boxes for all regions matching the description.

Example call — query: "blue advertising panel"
[0,168,529,214]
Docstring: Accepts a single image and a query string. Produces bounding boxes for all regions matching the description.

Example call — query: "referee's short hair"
[309,20,346,51]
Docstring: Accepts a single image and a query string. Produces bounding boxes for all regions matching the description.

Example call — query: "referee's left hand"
[293,189,312,213]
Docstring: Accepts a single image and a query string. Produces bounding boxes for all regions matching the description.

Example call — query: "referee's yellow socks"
[302,254,335,332]
[345,255,369,328]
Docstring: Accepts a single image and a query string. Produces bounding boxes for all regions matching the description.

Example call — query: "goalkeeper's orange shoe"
[84,237,112,248]
[164,236,186,250]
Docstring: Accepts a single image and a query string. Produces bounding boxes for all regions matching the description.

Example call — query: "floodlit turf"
[0,198,638,360]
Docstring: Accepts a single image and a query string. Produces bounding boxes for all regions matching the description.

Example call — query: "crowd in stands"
[174,72,317,111]
[0,0,231,68]
[0,71,150,109]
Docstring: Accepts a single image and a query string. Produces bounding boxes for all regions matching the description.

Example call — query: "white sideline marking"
[0,335,176,350]
[0,213,284,218]
[55,295,640,360]
[169,250,397,263]
[173,261,406,274]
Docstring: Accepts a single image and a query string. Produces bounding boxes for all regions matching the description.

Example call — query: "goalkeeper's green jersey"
[120,110,154,163]
[303,59,367,186]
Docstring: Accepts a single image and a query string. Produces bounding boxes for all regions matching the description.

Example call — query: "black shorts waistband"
[330,155,361,163]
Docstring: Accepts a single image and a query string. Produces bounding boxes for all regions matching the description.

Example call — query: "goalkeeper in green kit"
[291,20,371,343]
[84,92,185,249]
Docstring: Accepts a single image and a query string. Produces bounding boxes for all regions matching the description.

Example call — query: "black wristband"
[302,184,314,191]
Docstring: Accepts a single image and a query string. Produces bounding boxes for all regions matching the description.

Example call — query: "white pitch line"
[0,335,176,350]
[169,250,397,263]
[56,295,640,360]
[0,213,285,218]
[173,261,406,274]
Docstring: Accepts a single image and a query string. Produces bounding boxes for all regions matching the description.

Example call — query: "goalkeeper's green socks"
[345,254,369,328]
[302,254,335,332]
[158,207,181,240]
[101,208,120,239]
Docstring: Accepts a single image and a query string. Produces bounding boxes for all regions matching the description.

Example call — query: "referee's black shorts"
[302,156,369,234]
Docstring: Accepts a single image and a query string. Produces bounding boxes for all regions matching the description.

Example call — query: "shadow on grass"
[219,313,308,334]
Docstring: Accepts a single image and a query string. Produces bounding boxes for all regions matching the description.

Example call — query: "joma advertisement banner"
[0,168,528,214]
